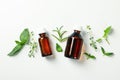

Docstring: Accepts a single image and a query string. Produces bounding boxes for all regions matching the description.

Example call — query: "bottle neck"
[69,30,82,38]
[74,30,80,34]
[39,33,46,37]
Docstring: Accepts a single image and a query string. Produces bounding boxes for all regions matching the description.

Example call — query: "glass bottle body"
[38,33,52,57]
[65,30,83,59]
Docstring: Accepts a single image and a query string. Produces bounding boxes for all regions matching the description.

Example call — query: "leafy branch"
[96,26,112,44]
[87,25,97,50]
[52,26,68,42]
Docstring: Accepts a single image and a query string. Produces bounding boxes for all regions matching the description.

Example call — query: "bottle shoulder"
[39,36,49,40]
[69,32,82,39]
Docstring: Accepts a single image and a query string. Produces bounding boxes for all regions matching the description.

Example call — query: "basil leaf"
[8,44,23,56]
[15,40,24,45]
[56,43,63,52]
[20,28,30,44]
[8,28,30,56]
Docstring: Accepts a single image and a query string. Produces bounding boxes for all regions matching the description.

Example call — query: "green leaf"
[61,37,68,42]
[59,26,63,31]
[8,44,24,56]
[56,43,63,52]
[84,52,96,59]
[60,31,67,38]
[20,28,30,44]
[15,40,24,45]
[103,26,112,38]
[53,30,58,32]
[15,40,21,44]
[52,34,60,41]
[102,26,112,44]
[104,52,114,56]
[101,47,105,54]
[105,38,110,45]
[96,38,102,43]
[101,47,114,56]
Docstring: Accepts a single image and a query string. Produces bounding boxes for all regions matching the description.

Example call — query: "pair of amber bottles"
[38,30,83,59]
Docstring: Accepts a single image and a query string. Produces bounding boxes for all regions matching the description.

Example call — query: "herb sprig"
[96,26,112,44]
[85,26,114,60]
[52,26,68,42]
[28,31,38,57]
[87,25,97,50]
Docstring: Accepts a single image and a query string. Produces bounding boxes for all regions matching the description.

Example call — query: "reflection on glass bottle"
[38,33,52,57]
[65,30,83,59]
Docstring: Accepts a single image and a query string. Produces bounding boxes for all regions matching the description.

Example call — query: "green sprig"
[87,25,97,50]
[96,26,112,44]
[28,31,38,57]
[84,52,96,59]
[52,26,68,42]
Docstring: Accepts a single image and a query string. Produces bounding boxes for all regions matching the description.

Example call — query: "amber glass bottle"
[65,30,83,59]
[38,33,52,57]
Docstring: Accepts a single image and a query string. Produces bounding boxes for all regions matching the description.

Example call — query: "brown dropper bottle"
[64,30,83,59]
[38,33,52,57]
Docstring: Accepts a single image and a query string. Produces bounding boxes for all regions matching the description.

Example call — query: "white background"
[0,0,120,80]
